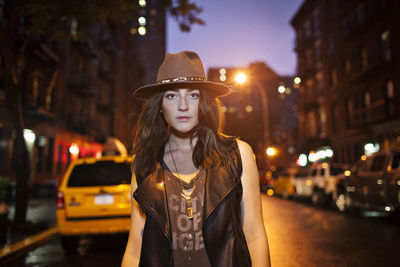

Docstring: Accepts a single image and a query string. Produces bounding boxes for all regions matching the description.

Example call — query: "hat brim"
[132,81,231,99]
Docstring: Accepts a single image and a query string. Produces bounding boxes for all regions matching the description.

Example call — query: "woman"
[122,51,270,267]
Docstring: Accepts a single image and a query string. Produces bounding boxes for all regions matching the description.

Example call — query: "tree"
[0,0,204,225]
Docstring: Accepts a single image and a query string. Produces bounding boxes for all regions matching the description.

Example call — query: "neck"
[167,130,198,151]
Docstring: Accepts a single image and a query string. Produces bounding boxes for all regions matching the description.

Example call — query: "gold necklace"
[168,142,195,220]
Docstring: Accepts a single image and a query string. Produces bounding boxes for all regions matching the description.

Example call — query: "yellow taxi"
[56,155,132,251]
[271,168,299,199]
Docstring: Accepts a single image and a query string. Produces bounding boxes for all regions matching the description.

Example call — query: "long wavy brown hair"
[132,90,233,179]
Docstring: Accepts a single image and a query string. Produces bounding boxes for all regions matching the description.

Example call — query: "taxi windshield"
[67,161,131,187]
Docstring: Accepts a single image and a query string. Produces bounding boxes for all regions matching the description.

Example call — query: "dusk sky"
[167,0,304,76]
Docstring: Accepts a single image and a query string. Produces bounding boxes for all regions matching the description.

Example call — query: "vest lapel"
[134,164,171,242]
[203,166,241,220]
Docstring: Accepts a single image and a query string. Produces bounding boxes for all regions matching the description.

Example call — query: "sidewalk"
[0,198,58,261]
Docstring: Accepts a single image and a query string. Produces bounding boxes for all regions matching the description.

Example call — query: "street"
[5,195,400,267]
[263,196,400,267]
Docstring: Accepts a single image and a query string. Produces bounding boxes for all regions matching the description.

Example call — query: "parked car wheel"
[61,235,79,253]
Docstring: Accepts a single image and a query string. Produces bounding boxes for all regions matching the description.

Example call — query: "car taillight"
[57,192,65,209]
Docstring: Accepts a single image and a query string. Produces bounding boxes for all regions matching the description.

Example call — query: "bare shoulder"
[236,139,258,183]
[236,139,255,160]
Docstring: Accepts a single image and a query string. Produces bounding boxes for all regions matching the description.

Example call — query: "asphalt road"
[263,196,400,267]
[6,195,400,266]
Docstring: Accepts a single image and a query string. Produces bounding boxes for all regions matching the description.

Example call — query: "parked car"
[292,168,311,199]
[335,150,400,213]
[293,162,346,205]
[270,168,300,199]
[56,155,133,252]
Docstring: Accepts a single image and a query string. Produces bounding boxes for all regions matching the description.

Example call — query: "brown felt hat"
[133,51,231,99]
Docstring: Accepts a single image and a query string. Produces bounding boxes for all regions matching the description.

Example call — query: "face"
[162,88,200,134]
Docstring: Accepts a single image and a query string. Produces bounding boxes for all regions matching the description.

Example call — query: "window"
[364,91,371,107]
[330,167,344,176]
[391,154,400,170]
[316,76,323,97]
[313,9,320,36]
[320,107,326,135]
[346,99,353,127]
[329,69,337,89]
[371,155,386,172]
[308,112,317,137]
[311,169,317,177]
[345,59,351,74]
[364,90,371,121]
[385,80,394,99]
[384,79,395,116]
[70,19,78,38]
[381,30,391,62]
[67,161,132,187]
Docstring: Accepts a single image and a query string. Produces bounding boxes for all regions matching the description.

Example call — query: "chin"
[171,124,197,134]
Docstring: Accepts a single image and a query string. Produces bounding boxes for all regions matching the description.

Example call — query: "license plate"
[95,194,114,205]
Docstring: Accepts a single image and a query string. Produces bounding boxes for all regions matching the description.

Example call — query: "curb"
[0,226,59,263]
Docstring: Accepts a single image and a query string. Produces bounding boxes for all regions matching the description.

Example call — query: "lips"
[177,116,190,122]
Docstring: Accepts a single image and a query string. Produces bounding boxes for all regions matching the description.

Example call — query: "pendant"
[187,207,194,220]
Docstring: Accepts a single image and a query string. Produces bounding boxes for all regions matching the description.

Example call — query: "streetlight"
[235,72,247,84]
[266,147,277,156]
[234,72,270,154]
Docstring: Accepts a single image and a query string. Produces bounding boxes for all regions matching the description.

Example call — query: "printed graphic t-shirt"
[164,168,211,267]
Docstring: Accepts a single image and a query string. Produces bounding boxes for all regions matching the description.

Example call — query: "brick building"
[0,0,166,187]
[291,0,400,165]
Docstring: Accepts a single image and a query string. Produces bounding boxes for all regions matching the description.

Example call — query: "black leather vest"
[133,141,251,267]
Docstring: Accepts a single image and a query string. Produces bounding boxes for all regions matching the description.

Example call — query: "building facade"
[291,0,400,165]
[0,0,166,189]
[208,63,298,170]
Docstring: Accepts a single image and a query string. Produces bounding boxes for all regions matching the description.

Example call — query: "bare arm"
[121,171,146,267]
[238,140,271,267]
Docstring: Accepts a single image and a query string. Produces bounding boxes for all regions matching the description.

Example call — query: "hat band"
[157,77,206,84]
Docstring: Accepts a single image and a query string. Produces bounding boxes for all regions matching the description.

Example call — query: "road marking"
[0,226,59,259]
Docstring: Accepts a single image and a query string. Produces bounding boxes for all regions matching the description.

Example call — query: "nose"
[178,96,188,111]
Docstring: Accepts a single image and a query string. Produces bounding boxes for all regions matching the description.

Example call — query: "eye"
[189,91,200,99]
[164,92,177,99]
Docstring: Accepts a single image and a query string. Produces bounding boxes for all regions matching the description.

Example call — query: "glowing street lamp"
[266,147,277,156]
[235,72,247,84]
